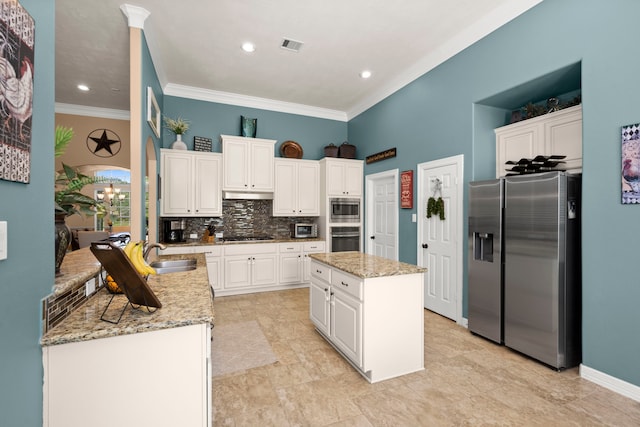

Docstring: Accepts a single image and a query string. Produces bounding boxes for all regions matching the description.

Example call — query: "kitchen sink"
[149,258,197,274]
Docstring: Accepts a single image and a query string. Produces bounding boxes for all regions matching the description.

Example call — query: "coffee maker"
[163,219,186,243]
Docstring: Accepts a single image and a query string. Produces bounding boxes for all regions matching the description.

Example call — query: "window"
[94,170,131,232]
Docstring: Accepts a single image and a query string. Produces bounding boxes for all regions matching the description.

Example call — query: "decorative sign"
[194,136,213,152]
[366,147,396,164]
[400,170,413,209]
[87,129,121,158]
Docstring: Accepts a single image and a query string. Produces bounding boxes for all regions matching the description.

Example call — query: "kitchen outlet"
[189,233,198,239]
[85,278,96,296]
[0,221,7,260]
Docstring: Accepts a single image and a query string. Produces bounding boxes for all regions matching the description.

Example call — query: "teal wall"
[162,96,348,159]
[349,0,640,387]
[0,1,54,425]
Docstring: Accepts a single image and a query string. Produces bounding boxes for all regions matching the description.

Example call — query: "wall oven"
[329,198,360,223]
[330,226,361,252]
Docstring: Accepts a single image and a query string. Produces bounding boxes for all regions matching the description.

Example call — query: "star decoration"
[86,129,121,158]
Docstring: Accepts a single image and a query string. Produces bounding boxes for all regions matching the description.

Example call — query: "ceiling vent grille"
[281,38,303,52]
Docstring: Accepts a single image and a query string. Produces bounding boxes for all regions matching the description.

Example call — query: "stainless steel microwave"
[290,223,318,238]
[329,198,360,223]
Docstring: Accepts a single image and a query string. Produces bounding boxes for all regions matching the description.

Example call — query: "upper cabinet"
[273,158,320,216]
[220,135,275,193]
[320,158,364,197]
[495,105,582,178]
[160,149,222,217]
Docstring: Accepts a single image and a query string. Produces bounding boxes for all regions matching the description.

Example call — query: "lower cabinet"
[309,259,424,383]
[43,324,211,427]
[223,243,277,289]
[159,241,325,296]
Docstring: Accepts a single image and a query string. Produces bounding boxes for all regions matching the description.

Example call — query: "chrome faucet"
[143,242,167,261]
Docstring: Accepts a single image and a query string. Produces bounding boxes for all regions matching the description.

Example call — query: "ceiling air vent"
[281,38,303,52]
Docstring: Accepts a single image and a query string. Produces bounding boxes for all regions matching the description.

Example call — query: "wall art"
[147,87,161,138]
[0,0,35,184]
[621,123,640,204]
[400,170,413,209]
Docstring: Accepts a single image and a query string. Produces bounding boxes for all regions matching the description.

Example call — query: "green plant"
[54,126,104,217]
[163,116,190,135]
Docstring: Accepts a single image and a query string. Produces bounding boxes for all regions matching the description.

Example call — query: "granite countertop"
[165,236,325,246]
[309,251,427,279]
[41,253,214,347]
[53,247,102,296]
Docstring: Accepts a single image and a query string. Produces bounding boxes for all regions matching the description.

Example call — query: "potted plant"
[163,115,190,149]
[54,125,104,273]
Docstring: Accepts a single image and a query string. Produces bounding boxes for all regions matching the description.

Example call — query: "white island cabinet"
[309,252,425,383]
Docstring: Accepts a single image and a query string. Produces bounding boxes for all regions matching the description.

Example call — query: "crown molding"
[346,0,543,120]
[120,4,150,29]
[163,83,348,122]
[55,103,130,121]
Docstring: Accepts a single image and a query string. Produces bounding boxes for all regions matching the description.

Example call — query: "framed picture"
[147,87,161,138]
[400,170,413,209]
[621,123,640,204]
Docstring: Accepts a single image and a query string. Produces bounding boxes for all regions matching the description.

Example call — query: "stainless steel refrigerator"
[468,171,582,369]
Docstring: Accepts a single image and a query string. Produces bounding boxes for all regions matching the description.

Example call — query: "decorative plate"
[280,140,303,159]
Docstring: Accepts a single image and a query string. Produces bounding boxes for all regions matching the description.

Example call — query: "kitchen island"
[309,251,426,383]
[41,252,214,427]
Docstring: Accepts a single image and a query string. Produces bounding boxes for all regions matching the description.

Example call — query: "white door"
[417,155,463,323]
[365,170,398,260]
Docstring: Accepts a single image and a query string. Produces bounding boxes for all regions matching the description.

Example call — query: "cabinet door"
[161,152,193,215]
[224,256,252,288]
[496,124,539,178]
[273,160,298,216]
[303,242,326,282]
[544,110,582,172]
[325,162,347,196]
[252,254,278,286]
[297,162,320,215]
[279,251,302,284]
[206,257,222,291]
[194,154,222,216]
[250,142,274,191]
[223,140,249,190]
[310,280,330,335]
[344,162,363,196]
[331,289,362,367]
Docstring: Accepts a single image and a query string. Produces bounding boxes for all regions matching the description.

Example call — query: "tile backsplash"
[162,199,317,241]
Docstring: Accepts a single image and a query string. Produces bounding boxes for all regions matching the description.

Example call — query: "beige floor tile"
[212,289,640,427]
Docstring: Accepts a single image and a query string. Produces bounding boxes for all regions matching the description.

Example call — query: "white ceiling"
[55,0,542,121]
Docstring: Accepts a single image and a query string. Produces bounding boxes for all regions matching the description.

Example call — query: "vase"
[55,212,71,275]
[170,134,187,150]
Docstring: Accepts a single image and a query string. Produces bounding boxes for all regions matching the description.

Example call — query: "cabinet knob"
[341,281,349,287]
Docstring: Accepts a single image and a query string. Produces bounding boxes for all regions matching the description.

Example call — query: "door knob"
[422,243,428,249]
[370,236,375,240]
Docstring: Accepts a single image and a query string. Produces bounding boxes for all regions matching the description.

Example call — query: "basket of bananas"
[90,241,162,309]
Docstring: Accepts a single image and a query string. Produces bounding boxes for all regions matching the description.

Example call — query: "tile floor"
[212,288,640,426]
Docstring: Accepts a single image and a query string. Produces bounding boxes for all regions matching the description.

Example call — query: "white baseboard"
[459,317,468,328]
[580,364,640,403]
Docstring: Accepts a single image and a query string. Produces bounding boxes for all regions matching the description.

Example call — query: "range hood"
[223,191,273,200]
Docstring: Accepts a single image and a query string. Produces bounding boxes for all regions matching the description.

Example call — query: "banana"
[131,241,157,276]
[123,241,136,258]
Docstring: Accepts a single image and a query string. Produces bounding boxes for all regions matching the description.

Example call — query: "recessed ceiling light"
[77,84,90,91]
[360,70,372,79]
[241,42,255,53]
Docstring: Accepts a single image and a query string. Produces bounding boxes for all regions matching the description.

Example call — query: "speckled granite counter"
[53,247,102,296]
[41,253,214,347]
[309,251,426,278]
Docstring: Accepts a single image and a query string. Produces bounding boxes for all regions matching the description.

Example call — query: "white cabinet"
[160,149,222,216]
[309,259,424,383]
[43,324,211,427]
[203,246,222,291]
[221,135,275,193]
[278,241,326,284]
[273,159,320,216]
[223,243,277,289]
[495,105,582,178]
[320,158,363,197]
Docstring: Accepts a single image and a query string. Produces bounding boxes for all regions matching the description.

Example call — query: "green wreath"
[427,197,445,220]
